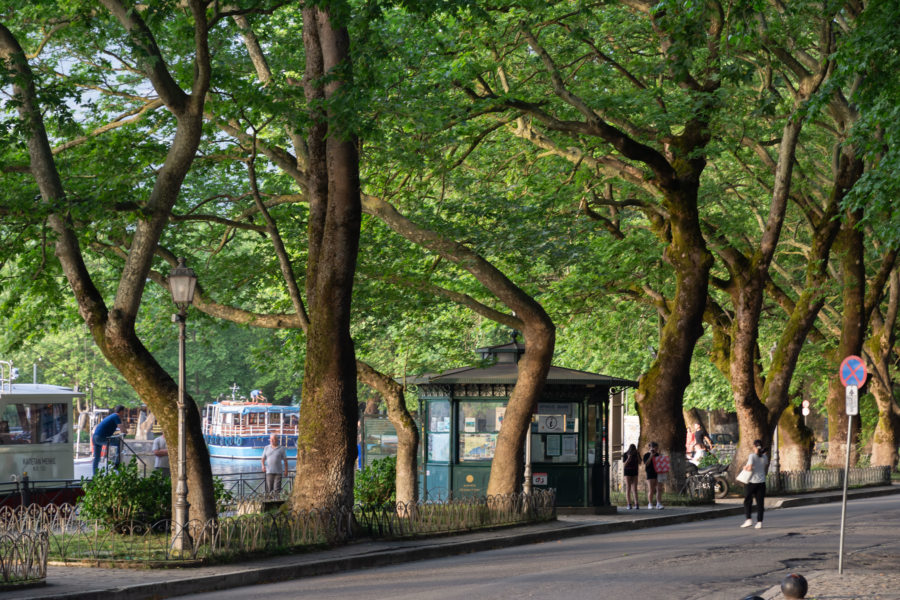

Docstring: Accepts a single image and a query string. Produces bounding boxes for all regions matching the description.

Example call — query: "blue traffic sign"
[839,355,867,387]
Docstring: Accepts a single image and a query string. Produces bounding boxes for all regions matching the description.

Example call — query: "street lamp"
[169,257,197,554]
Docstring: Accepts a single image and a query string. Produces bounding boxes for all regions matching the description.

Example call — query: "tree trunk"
[777,405,814,472]
[356,361,419,506]
[635,187,712,478]
[487,322,555,497]
[824,208,866,468]
[867,273,900,470]
[93,335,216,521]
[291,4,361,514]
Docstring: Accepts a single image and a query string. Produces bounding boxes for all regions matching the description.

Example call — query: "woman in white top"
[740,439,769,529]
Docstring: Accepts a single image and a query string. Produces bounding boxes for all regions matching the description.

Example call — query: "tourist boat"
[202,388,299,460]
[0,360,85,507]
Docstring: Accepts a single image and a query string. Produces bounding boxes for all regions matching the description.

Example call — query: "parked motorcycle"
[686,462,730,499]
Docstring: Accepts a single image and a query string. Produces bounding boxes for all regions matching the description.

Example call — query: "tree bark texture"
[291,4,361,513]
[824,206,866,468]
[777,405,814,472]
[634,186,712,474]
[356,362,419,506]
[866,273,900,469]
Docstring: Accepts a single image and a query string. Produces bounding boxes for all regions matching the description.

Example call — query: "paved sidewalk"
[6,484,898,600]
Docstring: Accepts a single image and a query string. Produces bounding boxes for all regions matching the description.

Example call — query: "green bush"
[354,456,396,506]
[79,463,233,525]
[78,462,170,523]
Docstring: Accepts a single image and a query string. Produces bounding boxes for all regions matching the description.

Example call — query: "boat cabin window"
[0,403,69,444]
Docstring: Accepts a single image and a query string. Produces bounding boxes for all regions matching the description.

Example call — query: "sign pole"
[836,356,866,575]
[838,411,852,575]
[524,423,533,496]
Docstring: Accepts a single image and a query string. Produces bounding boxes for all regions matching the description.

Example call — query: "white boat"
[0,360,84,506]
[202,387,299,460]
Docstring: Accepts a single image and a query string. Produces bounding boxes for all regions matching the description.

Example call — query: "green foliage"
[353,456,396,506]
[78,462,233,524]
[78,462,170,524]
[697,452,721,468]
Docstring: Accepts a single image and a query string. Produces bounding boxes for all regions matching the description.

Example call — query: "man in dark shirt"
[693,422,712,451]
[92,405,128,475]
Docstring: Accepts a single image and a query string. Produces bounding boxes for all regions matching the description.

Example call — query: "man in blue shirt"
[92,405,128,475]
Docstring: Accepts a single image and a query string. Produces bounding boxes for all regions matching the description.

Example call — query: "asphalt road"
[178,495,900,600]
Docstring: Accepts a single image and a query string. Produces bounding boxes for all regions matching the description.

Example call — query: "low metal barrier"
[0,489,555,564]
[355,490,557,539]
[0,529,48,586]
[767,465,891,494]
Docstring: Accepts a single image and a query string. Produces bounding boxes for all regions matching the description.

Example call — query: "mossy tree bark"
[290,3,362,513]
[823,211,866,468]
[777,407,815,471]
[865,272,900,469]
[633,184,712,479]
[0,5,218,523]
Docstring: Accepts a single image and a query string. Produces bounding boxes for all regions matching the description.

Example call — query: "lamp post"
[169,257,197,554]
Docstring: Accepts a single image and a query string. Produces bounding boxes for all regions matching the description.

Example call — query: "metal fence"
[0,529,48,586]
[0,489,555,568]
[767,465,892,494]
[355,490,557,539]
[216,471,295,500]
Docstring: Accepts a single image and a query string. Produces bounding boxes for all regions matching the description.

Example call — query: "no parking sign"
[839,355,867,388]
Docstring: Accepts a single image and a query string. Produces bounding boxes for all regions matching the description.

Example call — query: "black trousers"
[744,482,766,521]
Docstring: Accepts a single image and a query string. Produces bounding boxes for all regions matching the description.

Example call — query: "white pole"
[523,425,532,495]
[838,413,852,575]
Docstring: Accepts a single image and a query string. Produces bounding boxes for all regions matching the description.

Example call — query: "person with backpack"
[622,443,641,510]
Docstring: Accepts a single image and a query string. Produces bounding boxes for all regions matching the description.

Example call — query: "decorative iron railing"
[215,471,295,501]
[355,490,557,539]
[0,489,556,567]
[767,465,891,494]
[0,529,48,586]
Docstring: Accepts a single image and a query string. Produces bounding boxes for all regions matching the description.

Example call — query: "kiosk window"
[426,400,451,463]
[532,401,578,463]
[458,401,505,462]
[0,403,68,444]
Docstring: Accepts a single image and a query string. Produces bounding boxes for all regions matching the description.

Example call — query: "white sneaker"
[625,505,632,510]
[656,504,664,510]
[755,522,763,529]
[740,519,753,528]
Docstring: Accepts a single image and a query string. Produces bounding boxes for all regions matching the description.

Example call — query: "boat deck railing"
[203,423,298,438]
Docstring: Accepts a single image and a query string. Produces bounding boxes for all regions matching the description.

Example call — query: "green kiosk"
[414,340,637,508]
